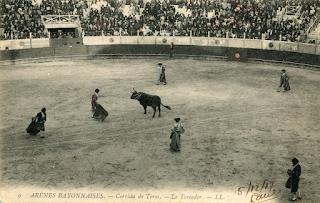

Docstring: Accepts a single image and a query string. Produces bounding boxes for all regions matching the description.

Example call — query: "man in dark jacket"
[36,108,47,124]
[289,158,302,201]
[36,108,46,138]
[27,108,46,138]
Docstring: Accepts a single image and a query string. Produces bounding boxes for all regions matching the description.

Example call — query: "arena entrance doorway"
[41,15,83,47]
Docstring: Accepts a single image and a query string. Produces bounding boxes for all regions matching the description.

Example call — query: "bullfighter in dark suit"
[26,108,46,138]
[288,158,302,201]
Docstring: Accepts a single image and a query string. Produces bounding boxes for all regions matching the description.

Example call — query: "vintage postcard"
[1,1,319,203]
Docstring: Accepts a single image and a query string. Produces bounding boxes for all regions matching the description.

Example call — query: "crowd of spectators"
[0,0,90,40]
[1,0,320,42]
[1,0,45,39]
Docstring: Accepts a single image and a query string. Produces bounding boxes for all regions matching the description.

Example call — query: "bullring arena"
[1,56,320,203]
[1,0,320,203]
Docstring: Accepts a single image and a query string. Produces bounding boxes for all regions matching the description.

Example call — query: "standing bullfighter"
[278,69,290,92]
[91,88,99,112]
[156,63,167,85]
[170,42,174,58]
[170,118,185,152]
[288,158,302,201]
[91,89,108,121]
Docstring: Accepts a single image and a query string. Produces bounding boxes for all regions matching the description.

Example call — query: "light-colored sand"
[1,59,319,203]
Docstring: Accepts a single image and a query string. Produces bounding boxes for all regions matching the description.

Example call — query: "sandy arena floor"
[0,58,319,203]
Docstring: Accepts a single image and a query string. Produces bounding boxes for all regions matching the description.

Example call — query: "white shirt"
[172,123,183,132]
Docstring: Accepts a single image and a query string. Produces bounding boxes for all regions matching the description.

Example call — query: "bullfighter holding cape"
[91,89,108,121]
[156,63,167,85]
[26,108,47,138]
[170,118,185,152]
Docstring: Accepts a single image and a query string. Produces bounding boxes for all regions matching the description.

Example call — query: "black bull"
[130,90,171,118]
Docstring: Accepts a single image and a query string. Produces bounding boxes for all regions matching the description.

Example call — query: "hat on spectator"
[158,63,162,65]
[292,158,299,165]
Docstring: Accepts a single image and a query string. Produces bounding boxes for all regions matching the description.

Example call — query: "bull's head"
[130,88,139,100]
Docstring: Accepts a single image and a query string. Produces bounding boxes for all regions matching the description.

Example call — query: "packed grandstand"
[1,0,319,43]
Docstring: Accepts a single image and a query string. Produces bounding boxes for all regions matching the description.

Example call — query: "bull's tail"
[161,103,171,110]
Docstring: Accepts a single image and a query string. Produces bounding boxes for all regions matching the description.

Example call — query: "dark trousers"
[291,178,300,193]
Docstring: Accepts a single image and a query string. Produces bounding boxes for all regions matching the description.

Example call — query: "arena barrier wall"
[2,36,320,55]
[155,37,174,45]
[280,42,299,52]
[190,38,208,46]
[119,36,138,44]
[227,38,245,48]
[298,44,318,55]
[50,38,82,47]
[0,38,49,50]
[1,37,320,67]
[261,41,281,51]
[173,37,191,45]
[137,37,155,44]
[83,36,122,45]
[317,47,320,55]
[83,36,320,56]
